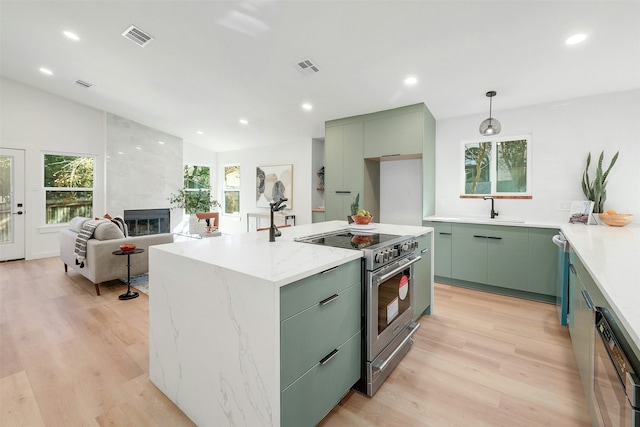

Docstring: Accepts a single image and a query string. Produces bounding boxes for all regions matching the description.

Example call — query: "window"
[223,165,240,215]
[183,165,211,214]
[44,153,95,224]
[462,135,531,197]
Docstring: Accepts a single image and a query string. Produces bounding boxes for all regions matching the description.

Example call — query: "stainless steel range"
[295,228,421,396]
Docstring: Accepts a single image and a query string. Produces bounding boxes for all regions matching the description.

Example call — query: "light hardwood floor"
[1,257,590,426]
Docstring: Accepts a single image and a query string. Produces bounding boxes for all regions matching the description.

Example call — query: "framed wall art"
[256,164,293,209]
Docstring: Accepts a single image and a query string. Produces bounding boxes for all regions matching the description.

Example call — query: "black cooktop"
[297,231,401,250]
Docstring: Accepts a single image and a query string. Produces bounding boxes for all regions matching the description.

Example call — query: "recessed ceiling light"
[39,67,53,75]
[117,151,124,155]
[135,146,142,150]
[63,31,80,41]
[404,76,417,85]
[239,119,249,125]
[302,103,313,111]
[158,140,165,145]
[566,33,587,45]
[196,131,204,135]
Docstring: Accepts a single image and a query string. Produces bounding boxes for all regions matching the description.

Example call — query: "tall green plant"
[581,151,619,213]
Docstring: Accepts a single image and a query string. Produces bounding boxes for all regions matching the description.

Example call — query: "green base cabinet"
[423,221,452,277]
[528,228,558,296]
[413,232,433,319]
[280,259,362,427]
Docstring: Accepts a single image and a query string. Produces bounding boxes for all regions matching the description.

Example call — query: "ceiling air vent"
[122,25,154,47]
[295,58,320,75]
[74,79,93,88]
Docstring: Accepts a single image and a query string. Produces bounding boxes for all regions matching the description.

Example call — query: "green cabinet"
[324,122,363,221]
[363,110,423,158]
[432,221,557,299]
[413,232,433,320]
[423,221,452,277]
[280,259,361,427]
[528,228,558,296]
[311,210,325,223]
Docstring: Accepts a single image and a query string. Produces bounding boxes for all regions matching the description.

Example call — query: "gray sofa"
[60,217,173,295]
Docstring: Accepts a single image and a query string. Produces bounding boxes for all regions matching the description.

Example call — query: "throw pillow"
[69,216,91,233]
[93,221,125,240]
[111,216,128,237]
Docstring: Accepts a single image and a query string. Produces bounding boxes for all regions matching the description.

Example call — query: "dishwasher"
[593,307,640,426]
[552,233,570,326]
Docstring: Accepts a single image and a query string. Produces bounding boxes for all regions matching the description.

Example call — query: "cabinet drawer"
[281,282,361,388]
[453,223,528,240]
[281,331,361,427]
[280,259,361,321]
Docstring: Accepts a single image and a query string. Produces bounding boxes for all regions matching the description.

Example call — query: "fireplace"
[124,209,170,236]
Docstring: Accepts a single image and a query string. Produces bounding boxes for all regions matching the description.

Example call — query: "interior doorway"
[0,148,26,261]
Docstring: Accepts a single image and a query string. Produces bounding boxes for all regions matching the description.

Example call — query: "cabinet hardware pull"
[381,154,401,157]
[569,264,577,274]
[321,266,339,275]
[420,248,429,254]
[473,235,487,238]
[319,294,339,306]
[581,290,595,310]
[319,349,340,365]
[335,190,351,194]
[439,232,452,235]
[487,236,502,240]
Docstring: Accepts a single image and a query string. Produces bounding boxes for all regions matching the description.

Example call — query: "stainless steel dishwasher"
[593,307,640,426]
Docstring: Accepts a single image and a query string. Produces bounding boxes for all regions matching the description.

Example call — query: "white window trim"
[222,164,240,217]
[42,152,96,225]
[460,133,532,196]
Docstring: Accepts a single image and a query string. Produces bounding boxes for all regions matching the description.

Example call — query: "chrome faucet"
[483,196,499,219]
[269,198,288,242]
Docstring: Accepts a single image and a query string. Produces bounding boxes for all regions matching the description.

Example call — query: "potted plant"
[168,187,220,233]
[581,150,619,214]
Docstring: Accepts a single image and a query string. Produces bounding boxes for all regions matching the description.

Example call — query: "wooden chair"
[195,212,219,230]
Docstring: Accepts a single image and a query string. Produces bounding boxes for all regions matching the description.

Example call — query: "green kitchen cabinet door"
[342,122,364,187]
[424,221,452,278]
[311,210,326,223]
[528,228,559,296]
[363,108,424,158]
[486,229,529,291]
[413,232,433,319]
[281,331,361,427]
[451,224,488,284]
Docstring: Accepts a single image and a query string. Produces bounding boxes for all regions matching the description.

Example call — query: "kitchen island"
[148,220,433,427]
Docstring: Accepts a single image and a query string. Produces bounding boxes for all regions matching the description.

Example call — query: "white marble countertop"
[154,220,432,288]
[560,224,640,349]
[423,215,561,229]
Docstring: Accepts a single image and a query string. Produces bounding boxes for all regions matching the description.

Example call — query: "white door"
[0,148,26,261]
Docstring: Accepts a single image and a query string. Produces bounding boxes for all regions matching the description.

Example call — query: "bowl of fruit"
[599,210,634,227]
[352,210,373,225]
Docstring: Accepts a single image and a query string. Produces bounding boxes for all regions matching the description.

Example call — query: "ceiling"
[1,1,639,152]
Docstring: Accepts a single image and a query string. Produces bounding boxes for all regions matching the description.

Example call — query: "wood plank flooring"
[1,257,590,426]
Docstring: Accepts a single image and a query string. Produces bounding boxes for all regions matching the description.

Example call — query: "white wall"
[1,77,106,259]
[435,89,640,223]
[380,158,423,226]
[216,142,313,235]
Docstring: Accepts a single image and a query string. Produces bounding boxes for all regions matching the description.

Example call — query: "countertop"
[423,215,561,229]
[560,223,640,350]
[154,220,432,288]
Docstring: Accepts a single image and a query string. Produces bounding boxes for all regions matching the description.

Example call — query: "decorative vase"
[188,213,198,234]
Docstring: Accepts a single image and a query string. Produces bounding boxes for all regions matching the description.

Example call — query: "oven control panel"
[372,238,418,265]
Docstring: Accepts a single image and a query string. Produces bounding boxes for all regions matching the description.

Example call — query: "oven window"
[377,268,411,335]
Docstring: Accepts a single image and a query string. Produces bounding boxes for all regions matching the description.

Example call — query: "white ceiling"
[1,1,639,152]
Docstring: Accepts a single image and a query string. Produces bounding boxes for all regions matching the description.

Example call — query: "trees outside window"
[224,165,240,215]
[43,154,95,224]
[463,135,531,196]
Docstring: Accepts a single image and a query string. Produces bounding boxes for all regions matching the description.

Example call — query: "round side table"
[112,248,145,300]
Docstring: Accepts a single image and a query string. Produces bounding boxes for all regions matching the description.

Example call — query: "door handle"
[12,211,23,215]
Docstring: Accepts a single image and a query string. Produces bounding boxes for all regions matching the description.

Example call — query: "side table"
[112,248,145,300]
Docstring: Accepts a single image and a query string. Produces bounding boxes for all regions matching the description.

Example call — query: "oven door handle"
[372,322,420,372]
[375,256,421,284]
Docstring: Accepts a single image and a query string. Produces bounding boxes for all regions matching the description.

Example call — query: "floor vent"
[122,25,154,47]
[295,58,320,75]
[74,79,93,88]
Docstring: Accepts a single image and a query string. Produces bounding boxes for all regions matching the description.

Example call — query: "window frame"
[460,134,532,198]
[223,164,240,216]
[183,164,212,214]
[42,152,96,225]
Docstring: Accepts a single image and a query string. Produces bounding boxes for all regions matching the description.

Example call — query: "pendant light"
[479,91,501,136]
